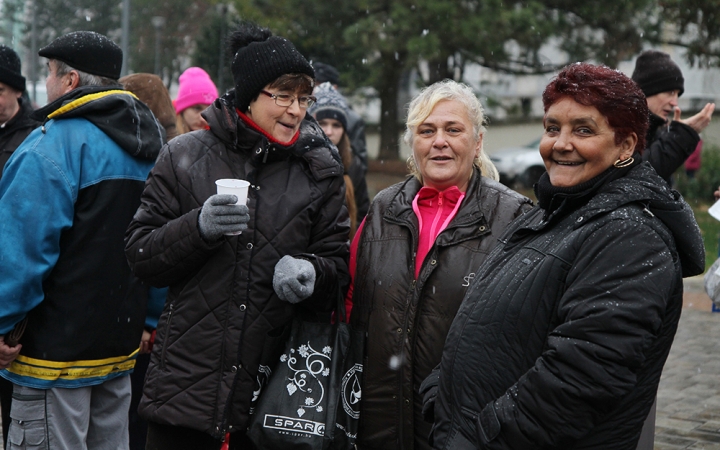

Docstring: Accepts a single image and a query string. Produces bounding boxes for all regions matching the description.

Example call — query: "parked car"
[489,138,546,189]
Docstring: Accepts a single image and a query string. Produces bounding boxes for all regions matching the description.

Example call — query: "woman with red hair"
[423,63,705,449]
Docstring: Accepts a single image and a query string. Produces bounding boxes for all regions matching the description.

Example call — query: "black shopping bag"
[248,302,364,450]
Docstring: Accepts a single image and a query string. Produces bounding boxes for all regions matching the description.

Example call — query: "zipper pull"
[437,192,443,206]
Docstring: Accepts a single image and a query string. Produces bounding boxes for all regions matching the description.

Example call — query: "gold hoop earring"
[613,157,634,168]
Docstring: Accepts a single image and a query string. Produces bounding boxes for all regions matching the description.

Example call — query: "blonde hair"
[336,133,358,239]
[403,80,498,182]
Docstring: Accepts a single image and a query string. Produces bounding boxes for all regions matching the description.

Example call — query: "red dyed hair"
[543,63,649,153]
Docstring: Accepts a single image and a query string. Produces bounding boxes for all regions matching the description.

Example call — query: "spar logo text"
[263,414,325,437]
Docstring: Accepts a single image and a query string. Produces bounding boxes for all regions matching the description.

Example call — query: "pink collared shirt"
[344,185,465,320]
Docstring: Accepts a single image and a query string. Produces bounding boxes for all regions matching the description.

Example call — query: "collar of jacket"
[32,85,164,161]
[0,97,37,135]
[581,161,703,276]
[204,93,343,180]
[383,167,491,245]
[515,161,704,277]
[646,112,667,141]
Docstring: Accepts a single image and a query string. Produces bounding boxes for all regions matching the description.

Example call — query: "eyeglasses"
[260,90,316,109]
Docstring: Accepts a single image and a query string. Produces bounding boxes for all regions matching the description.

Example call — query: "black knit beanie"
[313,62,340,85]
[230,26,314,112]
[39,31,122,80]
[631,50,684,98]
[308,82,349,130]
[0,46,25,92]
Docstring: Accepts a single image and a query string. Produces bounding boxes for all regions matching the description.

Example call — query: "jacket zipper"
[217,171,259,438]
[160,302,174,371]
[385,200,485,448]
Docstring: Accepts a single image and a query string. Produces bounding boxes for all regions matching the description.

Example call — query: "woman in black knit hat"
[309,81,370,238]
[631,49,715,183]
[125,22,350,450]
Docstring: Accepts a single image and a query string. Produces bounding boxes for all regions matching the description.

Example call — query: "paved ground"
[655,278,720,449]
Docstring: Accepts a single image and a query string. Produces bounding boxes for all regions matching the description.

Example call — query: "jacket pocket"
[465,403,501,445]
[441,422,475,450]
[8,394,47,449]
[159,302,175,371]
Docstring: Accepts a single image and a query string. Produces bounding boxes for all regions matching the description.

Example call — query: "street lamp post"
[121,0,130,76]
[217,4,227,93]
[151,16,166,77]
[29,0,38,104]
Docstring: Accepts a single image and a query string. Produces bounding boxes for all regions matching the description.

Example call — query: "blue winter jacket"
[0,86,164,389]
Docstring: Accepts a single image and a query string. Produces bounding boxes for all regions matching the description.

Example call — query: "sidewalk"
[655,277,720,449]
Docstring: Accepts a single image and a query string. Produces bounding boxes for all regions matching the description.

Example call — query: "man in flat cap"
[0,31,164,449]
[632,49,715,183]
[0,45,38,178]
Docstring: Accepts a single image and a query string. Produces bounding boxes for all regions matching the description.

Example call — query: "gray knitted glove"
[198,194,250,242]
[273,256,316,303]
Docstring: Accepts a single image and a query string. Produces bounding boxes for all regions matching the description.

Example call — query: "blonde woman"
[346,79,532,450]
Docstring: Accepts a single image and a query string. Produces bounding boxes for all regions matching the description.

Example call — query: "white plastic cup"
[215,179,250,235]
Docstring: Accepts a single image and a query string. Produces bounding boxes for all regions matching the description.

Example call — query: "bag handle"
[335,288,348,324]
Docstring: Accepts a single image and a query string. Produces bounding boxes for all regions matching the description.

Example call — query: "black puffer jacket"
[351,170,532,450]
[641,112,699,183]
[125,93,350,439]
[0,98,38,178]
[432,162,704,449]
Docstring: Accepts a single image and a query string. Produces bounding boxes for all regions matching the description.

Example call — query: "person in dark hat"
[632,49,715,183]
[125,21,349,449]
[0,31,164,449]
[0,44,38,450]
[0,45,38,178]
[313,62,368,178]
[309,81,370,238]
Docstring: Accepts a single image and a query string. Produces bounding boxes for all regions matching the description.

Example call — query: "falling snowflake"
[322,368,330,377]
[305,397,315,406]
[322,346,332,355]
[298,345,309,358]
[317,406,323,413]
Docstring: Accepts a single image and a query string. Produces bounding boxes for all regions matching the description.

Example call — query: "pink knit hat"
[174,67,219,114]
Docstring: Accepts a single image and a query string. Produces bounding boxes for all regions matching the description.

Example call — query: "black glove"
[420,368,440,423]
[198,194,250,241]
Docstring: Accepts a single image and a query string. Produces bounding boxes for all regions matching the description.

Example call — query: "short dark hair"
[267,73,314,95]
[249,73,314,105]
[543,63,649,153]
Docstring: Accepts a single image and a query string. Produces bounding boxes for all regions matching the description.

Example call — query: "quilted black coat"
[125,93,350,439]
[431,162,704,449]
